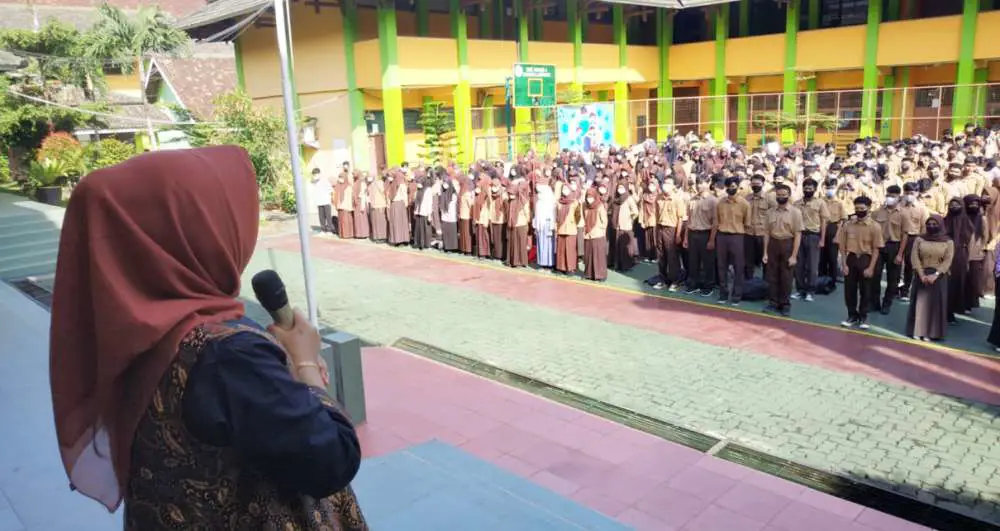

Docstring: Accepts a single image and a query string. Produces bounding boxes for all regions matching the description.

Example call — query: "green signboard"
[512,63,556,108]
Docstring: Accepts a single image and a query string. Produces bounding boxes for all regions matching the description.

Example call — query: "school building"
[179,0,1000,170]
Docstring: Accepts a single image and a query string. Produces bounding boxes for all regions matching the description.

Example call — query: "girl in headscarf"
[905,215,954,341]
[963,194,986,311]
[639,178,660,262]
[473,178,492,258]
[554,181,580,274]
[533,177,557,268]
[608,181,639,272]
[352,172,370,240]
[944,197,974,322]
[506,180,531,268]
[367,172,389,242]
[583,187,609,281]
[439,174,459,252]
[488,178,507,260]
[386,170,410,246]
[458,174,475,255]
[50,147,366,529]
[334,173,355,239]
[412,177,434,250]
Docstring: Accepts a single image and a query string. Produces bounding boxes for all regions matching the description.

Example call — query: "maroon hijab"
[50,146,259,510]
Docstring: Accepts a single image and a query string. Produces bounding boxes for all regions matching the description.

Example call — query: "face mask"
[860,175,872,184]
[904,194,916,204]
[586,197,595,205]
[475,189,481,195]
[442,183,449,189]
[648,185,656,193]
[855,210,868,219]
[926,224,941,234]
[726,188,737,196]
[491,186,499,193]
[751,185,763,193]
[417,184,423,189]
[367,177,373,182]
[825,189,836,198]
[570,183,578,191]
[885,196,899,207]
[616,187,626,195]
[776,196,789,205]
[561,189,570,197]
[967,206,980,215]
[599,187,607,194]
[803,189,815,199]
[662,185,670,193]
[949,206,962,214]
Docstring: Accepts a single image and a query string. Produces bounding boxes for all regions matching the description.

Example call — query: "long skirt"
[442,221,459,252]
[413,215,432,249]
[612,229,637,272]
[490,223,506,260]
[555,234,577,273]
[507,225,530,267]
[476,224,491,257]
[387,201,410,245]
[369,207,388,242]
[905,274,949,340]
[576,231,584,260]
[337,210,355,239]
[535,219,555,268]
[353,208,370,239]
[584,237,609,281]
[966,260,983,309]
[983,249,996,296]
[459,219,473,254]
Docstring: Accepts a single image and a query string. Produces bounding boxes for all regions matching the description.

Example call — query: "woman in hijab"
[964,194,987,310]
[639,178,660,262]
[608,181,639,272]
[352,172,370,240]
[944,197,973,322]
[488,178,507,260]
[533,177,557,268]
[981,179,1000,296]
[439,174,459,252]
[386,170,410,246]
[367,172,389,242]
[473,178,492,258]
[50,147,366,529]
[905,215,954,341]
[334,173,355,239]
[458,175,475,255]
[412,177,434,250]
[583,187,609,281]
[554,182,580,274]
[506,180,531,268]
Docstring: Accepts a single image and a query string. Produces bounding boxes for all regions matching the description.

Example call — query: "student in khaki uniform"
[712,177,751,305]
[653,178,686,291]
[792,178,829,302]
[899,181,930,301]
[870,185,907,314]
[744,174,774,280]
[820,178,848,282]
[837,196,885,329]
[762,184,803,317]
[683,176,718,296]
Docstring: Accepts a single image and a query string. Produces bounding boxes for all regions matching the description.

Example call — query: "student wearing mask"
[870,185,906,314]
[744,174,773,279]
[905,215,954,341]
[838,196,884,329]
[311,168,334,234]
[653,178,685,291]
[792,178,829,302]
[554,184,581,274]
[608,183,639,272]
[583,188,609,281]
[898,181,929,300]
[819,178,847,282]
[712,177,751,305]
[762,184,803,317]
[684,176,719,296]
[963,194,987,311]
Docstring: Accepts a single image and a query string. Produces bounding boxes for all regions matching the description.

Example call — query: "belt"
[803,230,820,235]
[718,231,743,236]
[887,240,901,244]
[690,229,710,233]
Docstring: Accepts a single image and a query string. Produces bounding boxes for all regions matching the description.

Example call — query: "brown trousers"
[766,237,795,309]
[716,233,745,302]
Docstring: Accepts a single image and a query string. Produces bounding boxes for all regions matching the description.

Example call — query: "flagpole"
[273,0,318,326]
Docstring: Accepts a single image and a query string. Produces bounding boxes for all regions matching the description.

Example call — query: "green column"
[515,0,531,138]
[806,77,818,142]
[532,8,544,41]
[712,5,728,141]
[492,0,502,38]
[479,4,490,39]
[343,0,368,169]
[808,0,820,30]
[952,0,980,130]
[739,0,750,37]
[781,0,799,144]
[879,72,895,140]
[568,0,583,92]
[482,94,495,134]
[860,0,881,138]
[613,5,629,146]
[974,67,989,125]
[416,0,429,36]
[656,9,673,141]
[451,0,472,164]
[737,82,748,144]
[378,2,405,166]
[886,0,900,21]
[233,36,246,91]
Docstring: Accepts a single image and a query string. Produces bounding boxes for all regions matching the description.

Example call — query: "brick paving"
[251,235,1000,523]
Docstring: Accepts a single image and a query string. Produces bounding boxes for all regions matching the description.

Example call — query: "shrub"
[86,138,136,171]
[0,152,9,183]
[278,186,297,214]
[27,158,69,189]
[37,132,85,176]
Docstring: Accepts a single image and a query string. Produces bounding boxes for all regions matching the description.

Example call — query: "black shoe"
[763,305,777,314]
[880,304,891,315]
[779,307,791,317]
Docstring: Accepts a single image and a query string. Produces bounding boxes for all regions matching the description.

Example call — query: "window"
[821,0,868,28]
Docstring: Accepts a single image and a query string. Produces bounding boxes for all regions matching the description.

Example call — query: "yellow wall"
[877,17,961,67]
[670,42,715,80]
[797,26,867,72]
[727,35,784,77]
[106,71,142,96]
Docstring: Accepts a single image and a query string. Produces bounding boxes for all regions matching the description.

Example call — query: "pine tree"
[417,101,458,164]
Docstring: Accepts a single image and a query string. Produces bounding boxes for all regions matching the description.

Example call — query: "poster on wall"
[557,103,615,152]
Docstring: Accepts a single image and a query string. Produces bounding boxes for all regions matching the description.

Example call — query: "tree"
[417,101,458,164]
[83,3,189,149]
[752,111,839,145]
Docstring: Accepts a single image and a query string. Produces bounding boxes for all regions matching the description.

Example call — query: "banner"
[557,103,615,152]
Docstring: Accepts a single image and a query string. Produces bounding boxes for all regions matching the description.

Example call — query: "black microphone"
[251,269,295,330]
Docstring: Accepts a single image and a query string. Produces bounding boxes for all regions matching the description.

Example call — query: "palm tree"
[83,3,189,149]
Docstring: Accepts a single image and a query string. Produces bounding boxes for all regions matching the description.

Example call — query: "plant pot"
[35,186,62,205]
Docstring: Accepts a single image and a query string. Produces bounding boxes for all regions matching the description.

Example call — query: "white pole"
[273,0,318,326]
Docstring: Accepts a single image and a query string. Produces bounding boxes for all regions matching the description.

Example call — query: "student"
[838,196,884,329]
[653,178,685,291]
[583,188,609,281]
[905,215,953,341]
[819,178,847,281]
[609,183,639,272]
[870,185,906,314]
[311,168,333,233]
[762,184,803,317]
[792,178,829,301]
[898,181,929,300]
[712,176,751,305]
[554,184,580,274]
[684,176,718,296]
[744,173,773,279]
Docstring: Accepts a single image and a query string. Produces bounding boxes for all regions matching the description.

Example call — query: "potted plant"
[28,158,69,205]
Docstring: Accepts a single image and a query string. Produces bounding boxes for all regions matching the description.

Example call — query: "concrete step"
[0,247,58,269]
[0,227,62,248]
[0,258,57,281]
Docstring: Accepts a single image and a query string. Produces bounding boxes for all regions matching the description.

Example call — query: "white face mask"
[586,197,595,205]
[617,187,626,195]
[442,183,449,189]
[570,183,578,191]
[904,193,916,204]
[825,189,836,198]
[417,184,423,189]
[648,185,656,192]
[885,196,899,207]
[367,177,373,182]
[561,189,570,197]
[598,187,607,194]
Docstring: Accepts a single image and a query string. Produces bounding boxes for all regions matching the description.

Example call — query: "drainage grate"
[9,279,53,310]
[393,337,1000,531]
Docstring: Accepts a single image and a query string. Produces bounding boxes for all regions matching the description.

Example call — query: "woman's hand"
[268,309,324,387]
